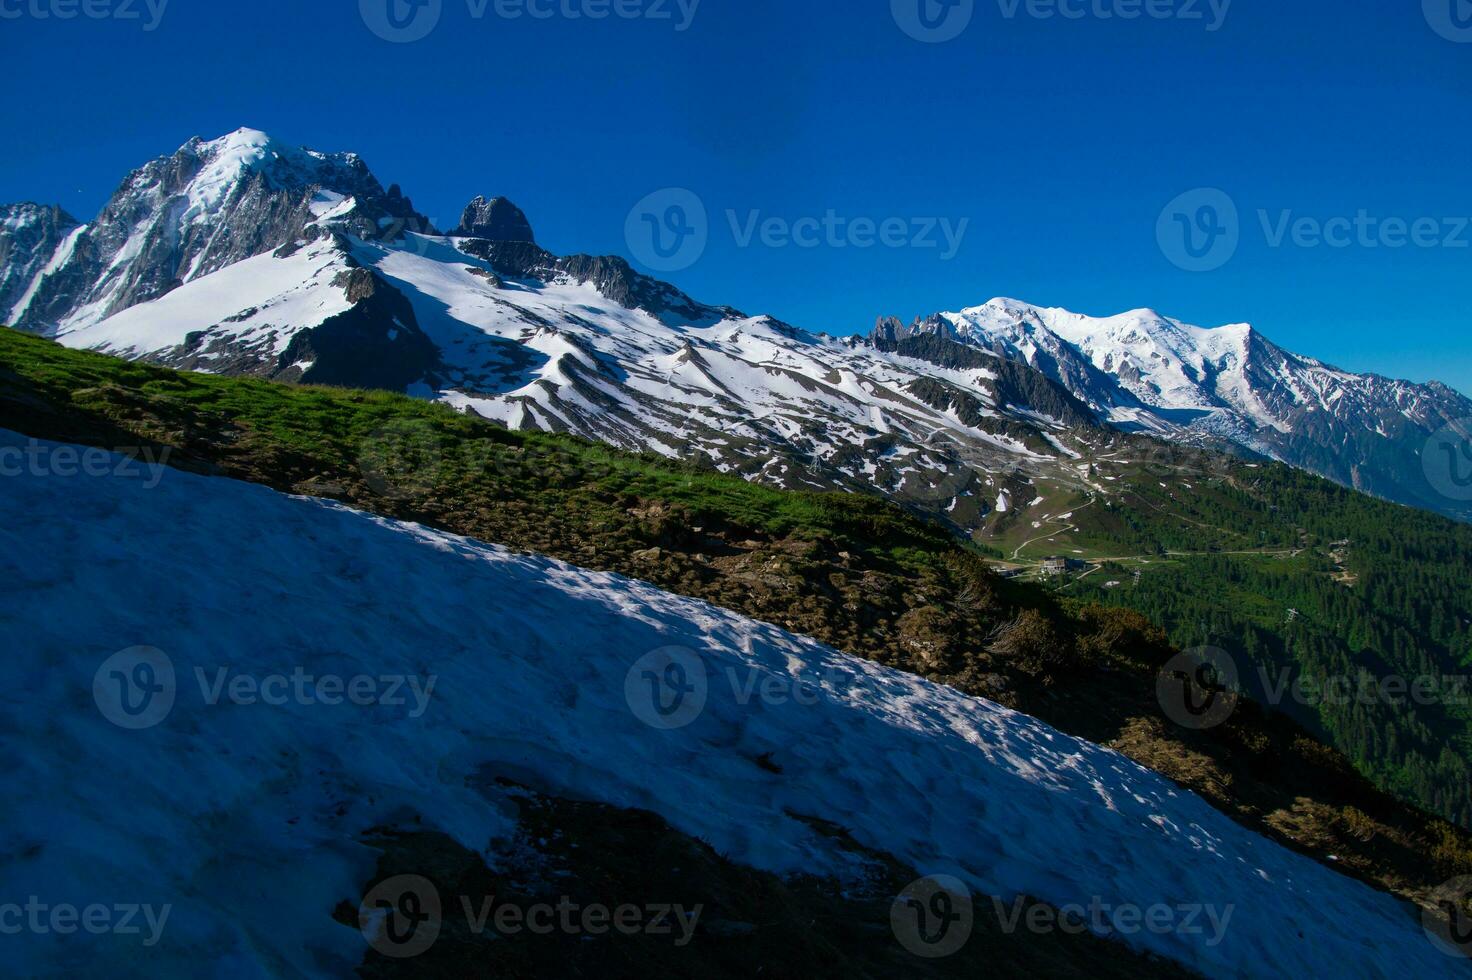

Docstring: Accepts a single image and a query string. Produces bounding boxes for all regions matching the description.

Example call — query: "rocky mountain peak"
[453,196,535,243]
[6,129,434,333]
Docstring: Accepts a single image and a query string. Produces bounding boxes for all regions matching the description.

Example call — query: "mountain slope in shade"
[2,427,1464,977]
[877,299,1472,521]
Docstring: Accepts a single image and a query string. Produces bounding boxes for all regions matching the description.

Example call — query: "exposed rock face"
[871,329,1098,429]
[9,128,433,334]
[458,239,741,324]
[0,204,81,324]
[452,196,535,243]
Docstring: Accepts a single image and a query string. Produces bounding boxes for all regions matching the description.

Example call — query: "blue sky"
[3,0,1470,393]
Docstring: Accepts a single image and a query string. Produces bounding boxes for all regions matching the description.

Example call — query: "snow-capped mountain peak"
[171,127,366,220]
[5,129,432,335]
[887,297,1472,516]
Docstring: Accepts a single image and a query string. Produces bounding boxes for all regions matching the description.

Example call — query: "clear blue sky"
[3,0,1470,393]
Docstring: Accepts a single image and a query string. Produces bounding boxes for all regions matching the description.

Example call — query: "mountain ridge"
[3,128,1469,525]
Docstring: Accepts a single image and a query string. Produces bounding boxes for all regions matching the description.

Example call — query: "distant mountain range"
[5,128,1469,523]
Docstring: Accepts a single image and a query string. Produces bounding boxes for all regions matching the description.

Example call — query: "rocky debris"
[465,266,502,287]
[331,267,380,304]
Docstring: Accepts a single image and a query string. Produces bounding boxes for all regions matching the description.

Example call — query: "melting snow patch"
[0,430,1459,979]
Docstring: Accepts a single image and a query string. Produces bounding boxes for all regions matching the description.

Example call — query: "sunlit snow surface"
[0,430,1459,977]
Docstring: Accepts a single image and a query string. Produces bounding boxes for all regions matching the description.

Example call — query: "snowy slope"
[0,428,1461,977]
[54,235,355,363]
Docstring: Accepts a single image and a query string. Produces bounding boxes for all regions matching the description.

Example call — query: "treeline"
[1070,453,1472,828]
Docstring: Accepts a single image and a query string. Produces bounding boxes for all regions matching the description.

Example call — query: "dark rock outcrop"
[452,196,535,243]
[456,238,744,324]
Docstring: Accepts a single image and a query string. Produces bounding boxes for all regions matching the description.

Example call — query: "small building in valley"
[1040,556,1069,576]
